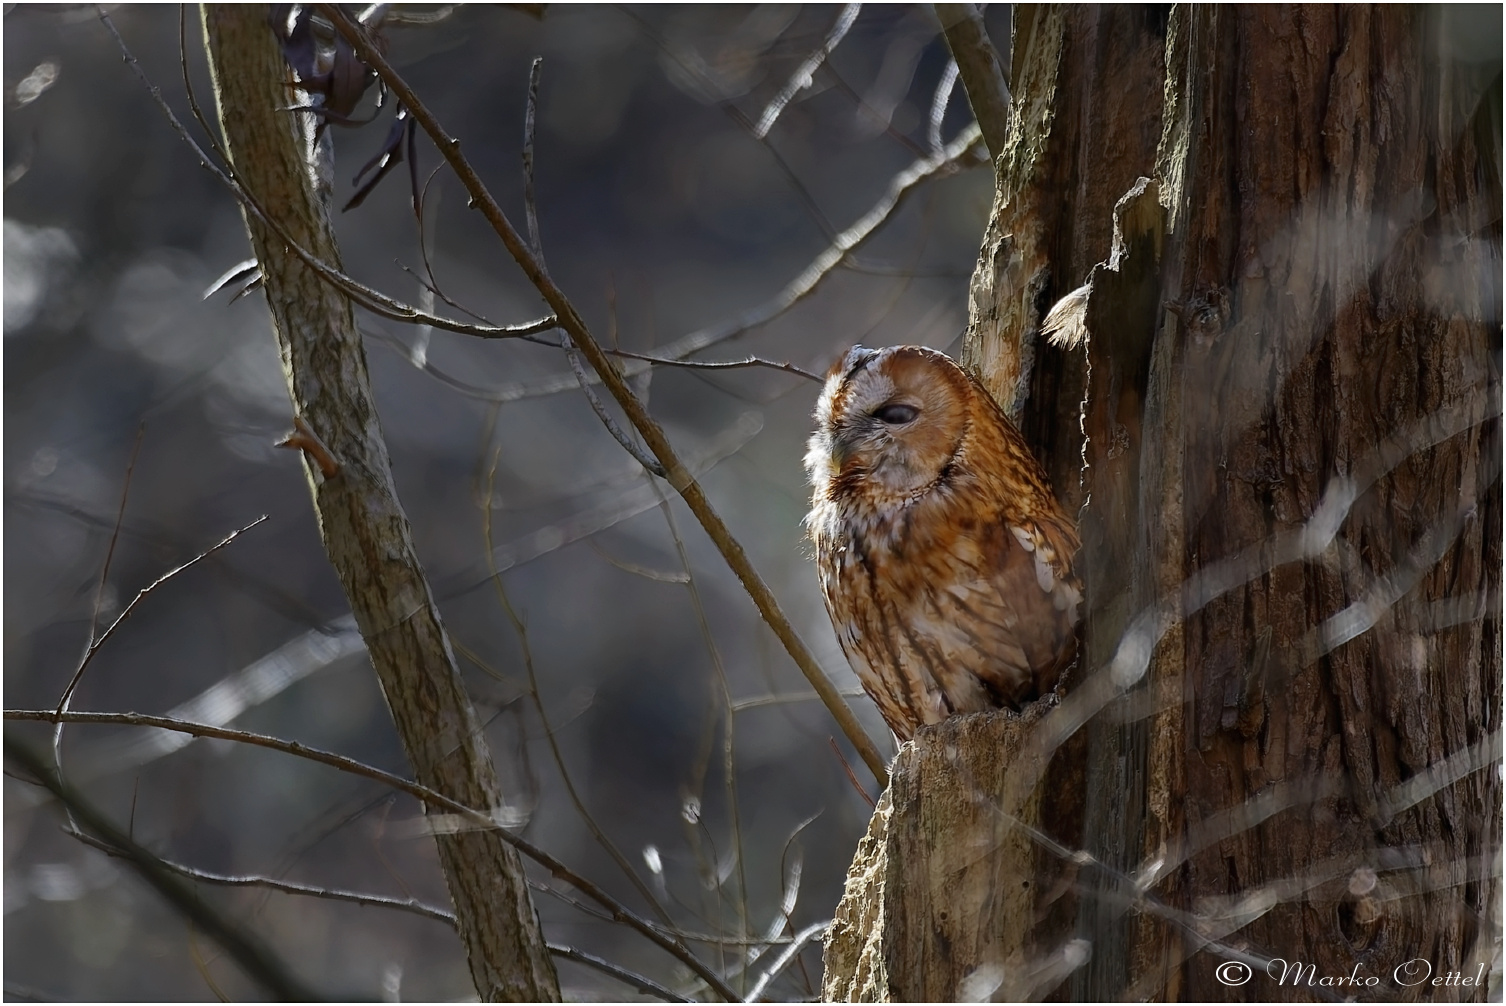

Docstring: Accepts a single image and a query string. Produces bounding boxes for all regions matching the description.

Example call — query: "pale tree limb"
[753,4,861,138]
[320,4,891,789]
[198,7,557,1000]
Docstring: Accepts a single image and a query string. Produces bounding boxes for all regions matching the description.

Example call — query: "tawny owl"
[804,345,1081,741]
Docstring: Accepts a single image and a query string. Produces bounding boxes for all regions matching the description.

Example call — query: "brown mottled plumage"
[804,345,1080,741]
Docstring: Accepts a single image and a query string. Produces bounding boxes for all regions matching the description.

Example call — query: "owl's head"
[805,345,973,501]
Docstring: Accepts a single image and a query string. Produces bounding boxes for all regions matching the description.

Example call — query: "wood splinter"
[277,415,340,478]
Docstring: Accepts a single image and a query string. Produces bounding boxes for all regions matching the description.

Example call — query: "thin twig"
[409,168,499,327]
[828,737,877,809]
[4,735,329,1002]
[67,822,697,1002]
[522,56,543,259]
[68,808,695,1002]
[607,348,822,383]
[82,425,145,671]
[178,4,229,166]
[729,688,867,713]
[564,345,667,477]
[548,945,694,1003]
[518,56,666,477]
[320,4,891,788]
[657,490,751,973]
[6,707,743,1003]
[68,828,457,925]
[54,515,269,719]
[56,419,147,811]
[753,4,862,138]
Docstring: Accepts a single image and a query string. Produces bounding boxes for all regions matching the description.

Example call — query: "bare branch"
[67,825,695,1002]
[745,920,828,1002]
[99,10,557,344]
[547,944,694,1003]
[482,456,680,933]
[518,57,665,477]
[607,348,822,384]
[927,58,960,155]
[933,4,1011,159]
[68,828,457,926]
[71,617,363,781]
[563,342,667,477]
[753,4,862,138]
[522,55,543,259]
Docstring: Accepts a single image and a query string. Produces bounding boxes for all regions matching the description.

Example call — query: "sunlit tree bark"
[825,6,1500,1001]
[200,6,559,1000]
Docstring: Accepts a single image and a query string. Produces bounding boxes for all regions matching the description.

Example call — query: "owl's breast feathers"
[810,439,1080,740]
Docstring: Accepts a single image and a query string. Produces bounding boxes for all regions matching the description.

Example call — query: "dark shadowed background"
[4,4,1008,999]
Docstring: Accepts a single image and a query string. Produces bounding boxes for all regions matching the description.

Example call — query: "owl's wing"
[929,519,1080,706]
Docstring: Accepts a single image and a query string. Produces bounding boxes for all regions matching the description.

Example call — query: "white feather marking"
[1034,551,1056,594]
[1010,526,1035,552]
[1054,581,1082,622]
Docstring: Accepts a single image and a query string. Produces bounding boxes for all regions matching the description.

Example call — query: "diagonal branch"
[55,516,268,720]
[320,4,890,788]
[933,4,1011,160]
[753,4,862,138]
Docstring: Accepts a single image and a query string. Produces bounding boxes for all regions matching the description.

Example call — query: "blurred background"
[4,4,1008,999]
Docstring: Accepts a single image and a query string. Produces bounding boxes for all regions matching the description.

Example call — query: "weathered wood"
[1140,8,1501,1000]
[823,4,1499,1002]
[823,706,1057,1002]
[200,7,559,1001]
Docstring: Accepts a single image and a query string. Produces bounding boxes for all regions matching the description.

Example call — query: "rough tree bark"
[201,7,560,1001]
[824,5,1500,1002]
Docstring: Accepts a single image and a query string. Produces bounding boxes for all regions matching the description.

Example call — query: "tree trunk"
[201,7,560,1001]
[823,5,1500,1001]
